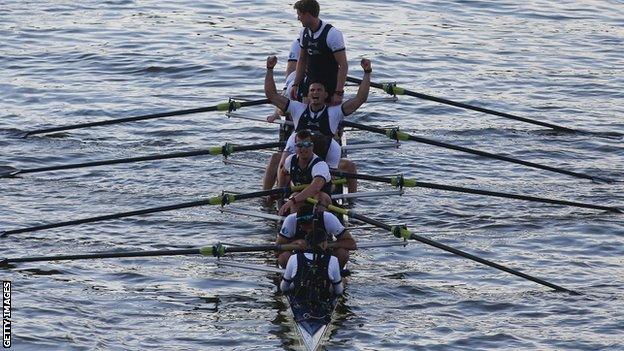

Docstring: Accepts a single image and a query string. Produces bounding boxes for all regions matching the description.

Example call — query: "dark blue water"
[1,1,623,350]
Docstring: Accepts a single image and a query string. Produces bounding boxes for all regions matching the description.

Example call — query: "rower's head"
[294,129,314,159]
[307,81,328,107]
[296,202,316,232]
[294,0,320,27]
[297,204,327,250]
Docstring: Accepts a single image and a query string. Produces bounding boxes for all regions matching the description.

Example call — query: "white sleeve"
[288,38,300,61]
[279,214,298,239]
[328,256,343,295]
[283,154,294,175]
[280,255,298,292]
[323,212,346,238]
[311,159,331,183]
[285,133,296,155]
[298,28,306,48]
[284,71,297,94]
[327,105,345,132]
[286,100,307,128]
[326,27,345,53]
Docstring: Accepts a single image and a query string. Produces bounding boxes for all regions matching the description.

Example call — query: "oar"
[330,170,622,214]
[0,141,284,178]
[347,76,577,133]
[341,120,612,183]
[22,98,269,137]
[306,198,579,295]
[0,243,300,266]
[0,186,303,238]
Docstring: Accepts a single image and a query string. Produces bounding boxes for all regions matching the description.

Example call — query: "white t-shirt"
[279,212,347,240]
[298,20,345,54]
[280,253,343,295]
[288,38,301,61]
[283,153,331,184]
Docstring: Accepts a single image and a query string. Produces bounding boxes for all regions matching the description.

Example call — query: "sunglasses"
[295,140,314,148]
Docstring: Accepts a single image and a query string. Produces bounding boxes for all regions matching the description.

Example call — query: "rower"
[277,203,356,269]
[291,0,348,106]
[280,216,344,298]
[277,129,332,215]
[264,55,373,194]
[262,38,300,194]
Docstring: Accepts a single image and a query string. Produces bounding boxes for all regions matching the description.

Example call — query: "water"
[1,1,623,350]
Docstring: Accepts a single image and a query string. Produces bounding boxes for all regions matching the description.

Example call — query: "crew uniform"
[298,20,346,98]
[279,212,347,242]
[283,100,347,169]
[283,152,332,194]
[280,252,343,297]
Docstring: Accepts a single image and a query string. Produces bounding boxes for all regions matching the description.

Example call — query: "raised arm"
[265,56,289,111]
[342,58,371,116]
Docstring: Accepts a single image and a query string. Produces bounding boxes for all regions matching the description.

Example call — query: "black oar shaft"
[1,199,217,236]
[24,99,269,137]
[415,181,621,213]
[11,141,284,177]
[3,249,202,263]
[330,170,621,213]
[1,243,301,265]
[404,231,577,294]
[341,120,609,183]
[340,208,577,294]
[0,187,292,237]
[346,76,576,132]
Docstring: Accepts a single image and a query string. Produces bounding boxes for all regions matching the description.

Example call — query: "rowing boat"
[279,130,350,351]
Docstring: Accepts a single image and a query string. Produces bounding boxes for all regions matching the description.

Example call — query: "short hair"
[307,80,327,92]
[295,129,313,140]
[294,0,320,17]
[296,203,315,222]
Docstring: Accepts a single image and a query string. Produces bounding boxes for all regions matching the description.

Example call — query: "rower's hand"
[289,83,299,100]
[266,56,277,69]
[291,239,307,250]
[278,200,295,215]
[331,92,343,106]
[361,58,372,71]
[266,112,279,123]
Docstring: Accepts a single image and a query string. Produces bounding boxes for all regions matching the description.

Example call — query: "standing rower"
[291,0,348,105]
[265,55,373,194]
[277,203,356,269]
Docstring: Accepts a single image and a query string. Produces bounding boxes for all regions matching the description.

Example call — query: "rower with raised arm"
[265,55,373,194]
[277,203,356,269]
[262,38,301,195]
